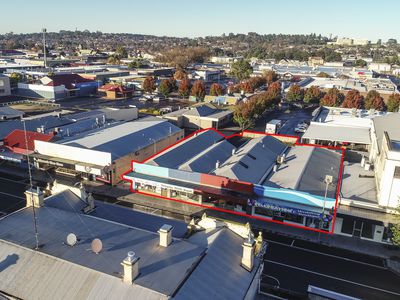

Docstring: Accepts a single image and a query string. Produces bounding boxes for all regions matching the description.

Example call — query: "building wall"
[0,76,11,97]
[112,129,184,184]
[17,83,65,100]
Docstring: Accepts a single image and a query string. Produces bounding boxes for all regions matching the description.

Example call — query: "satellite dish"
[66,233,77,246]
[91,238,103,254]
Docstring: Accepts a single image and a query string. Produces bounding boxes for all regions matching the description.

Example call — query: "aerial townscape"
[1,1,400,300]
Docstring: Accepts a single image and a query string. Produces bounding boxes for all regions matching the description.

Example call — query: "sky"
[1,0,399,42]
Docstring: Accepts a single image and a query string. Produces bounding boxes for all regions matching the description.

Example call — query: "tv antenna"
[91,238,103,254]
[23,120,40,250]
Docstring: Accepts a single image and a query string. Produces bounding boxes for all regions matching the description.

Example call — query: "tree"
[241,81,254,93]
[115,46,128,59]
[174,69,187,81]
[233,101,255,130]
[364,90,386,111]
[342,90,364,109]
[264,70,278,83]
[107,55,120,65]
[178,79,191,98]
[9,72,22,85]
[267,81,282,100]
[230,60,253,80]
[286,84,304,102]
[304,86,323,104]
[158,79,172,97]
[391,201,400,246]
[387,93,400,112]
[317,72,330,78]
[142,76,156,93]
[354,59,367,67]
[191,80,206,100]
[210,83,224,96]
[320,88,344,107]
[168,78,178,92]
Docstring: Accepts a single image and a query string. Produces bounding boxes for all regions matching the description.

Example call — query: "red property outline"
[121,128,345,235]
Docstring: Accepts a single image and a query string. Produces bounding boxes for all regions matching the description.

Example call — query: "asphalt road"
[262,236,400,300]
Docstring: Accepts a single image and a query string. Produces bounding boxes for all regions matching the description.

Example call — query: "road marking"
[265,260,400,297]
[264,238,386,270]
[0,191,24,199]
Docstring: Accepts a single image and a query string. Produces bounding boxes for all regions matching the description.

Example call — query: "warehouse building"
[124,130,342,231]
[33,117,184,184]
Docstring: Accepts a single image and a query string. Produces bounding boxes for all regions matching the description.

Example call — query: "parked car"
[294,124,308,133]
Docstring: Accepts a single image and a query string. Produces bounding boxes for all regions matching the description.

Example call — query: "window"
[394,166,400,179]
[341,218,354,235]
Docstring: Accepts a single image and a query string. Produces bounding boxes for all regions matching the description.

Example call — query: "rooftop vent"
[25,187,44,208]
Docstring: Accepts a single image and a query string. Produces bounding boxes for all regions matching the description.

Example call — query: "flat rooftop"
[302,123,371,144]
[340,161,377,204]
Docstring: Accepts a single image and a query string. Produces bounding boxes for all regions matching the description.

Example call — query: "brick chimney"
[25,187,44,208]
[121,251,139,284]
[158,224,173,247]
[241,237,255,272]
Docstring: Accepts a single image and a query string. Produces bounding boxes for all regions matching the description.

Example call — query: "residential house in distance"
[18,73,99,100]
[308,56,324,67]
[98,84,134,99]
[161,103,232,129]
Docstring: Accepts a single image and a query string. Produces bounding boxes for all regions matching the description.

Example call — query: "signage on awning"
[250,199,323,219]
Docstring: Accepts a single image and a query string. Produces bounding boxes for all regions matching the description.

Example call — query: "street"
[262,234,400,300]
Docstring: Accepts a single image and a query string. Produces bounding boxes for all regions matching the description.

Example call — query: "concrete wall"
[0,76,11,97]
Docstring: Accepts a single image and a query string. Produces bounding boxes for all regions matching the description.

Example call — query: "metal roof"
[0,240,167,300]
[0,116,74,140]
[59,117,182,160]
[214,135,286,184]
[302,123,371,144]
[0,106,24,118]
[150,130,224,169]
[0,202,205,296]
[179,140,235,173]
[174,228,260,300]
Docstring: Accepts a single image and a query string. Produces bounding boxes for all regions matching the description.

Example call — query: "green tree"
[115,46,128,58]
[391,201,400,246]
[230,60,253,80]
[354,59,367,67]
[387,93,400,112]
[210,83,224,96]
[9,72,22,85]
[158,79,172,97]
[304,86,323,104]
[286,84,304,102]
[364,90,386,111]
[191,80,206,100]
[142,76,156,93]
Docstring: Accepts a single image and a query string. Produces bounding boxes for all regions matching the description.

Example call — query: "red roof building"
[3,130,54,155]
[42,74,94,89]
[98,84,134,99]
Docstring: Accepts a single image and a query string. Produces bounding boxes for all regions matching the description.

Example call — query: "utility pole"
[42,28,47,68]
